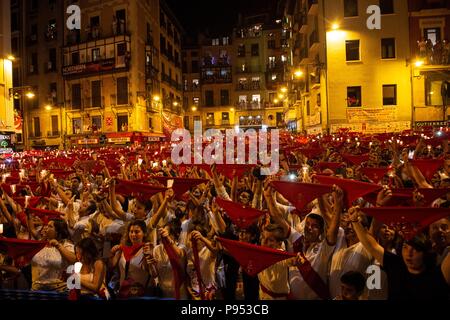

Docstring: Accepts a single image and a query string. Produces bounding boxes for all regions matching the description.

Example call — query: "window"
[346,40,360,61]
[206,113,215,126]
[222,112,229,122]
[212,38,219,46]
[347,86,362,107]
[117,114,128,131]
[383,85,397,105]
[268,56,276,68]
[90,16,100,27]
[160,35,166,53]
[91,116,102,132]
[91,80,101,107]
[48,48,56,71]
[306,101,311,116]
[184,116,189,130]
[33,117,41,137]
[30,52,38,73]
[117,77,128,105]
[72,118,81,134]
[11,38,18,56]
[51,115,58,135]
[149,117,154,130]
[49,82,57,103]
[115,9,126,34]
[11,12,19,32]
[379,0,394,14]
[424,28,441,45]
[72,84,81,109]
[194,116,201,123]
[381,38,396,59]
[72,52,80,65]
[268,39,276,49]
[92,48,100,62]
[238,44,245,57]
[251,44,259,56]
[425,73,449,106]
[220,90,229,106]
[222,37,229,45]
[191,60,199,73]
[344,0,358,17]
[205,90,214,106]
[192,79,199,90]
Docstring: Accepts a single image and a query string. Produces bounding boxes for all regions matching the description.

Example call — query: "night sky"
[166,0,280,38]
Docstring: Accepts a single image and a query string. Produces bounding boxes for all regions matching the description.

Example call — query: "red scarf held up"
[270,181,333,212]
[115,179,167,197]
[361,206,450,240]
[313,175,382,208]
[26,207,64,225]
[191,238,205,300]
[410,159,444,181]
[0,237,47,268]
[360,167,390,184]
[161,237,184,300]
[215,198,266,229]
[217,237,330,300]
[152,177,209,200]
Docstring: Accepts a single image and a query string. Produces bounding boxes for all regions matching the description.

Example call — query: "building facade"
[182,7,288,133]
[409,0,450,127]
[11,0,183,150]
[288,0,413,135]
[1,0,16,153]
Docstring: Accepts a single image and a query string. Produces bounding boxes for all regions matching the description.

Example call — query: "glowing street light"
[6,55,15,61]
[191,106,197,112]
[414,60,424,67]
[294,69,304,78]
[44,104,52,111]
[152,95,161,102]
[25,91,35,99]
[280,87,288,93]
[278,93,285,99]
[274,99,279,104]
[173,101,179,107]
[331,23,340,31]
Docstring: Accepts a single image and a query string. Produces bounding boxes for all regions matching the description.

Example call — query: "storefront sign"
[62,58,115,76]
[77,138,98,145]
[331,121,411,134]
[108,137,130,144]
[414,121,450,128]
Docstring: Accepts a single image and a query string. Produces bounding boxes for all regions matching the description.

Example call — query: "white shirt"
[288,228,336,300]
[31,240,74,286]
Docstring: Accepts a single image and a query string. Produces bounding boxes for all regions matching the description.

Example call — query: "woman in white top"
[75,237,109,299]
[151,218,188,299]
[31,219,76,291]
[110,220,157,298]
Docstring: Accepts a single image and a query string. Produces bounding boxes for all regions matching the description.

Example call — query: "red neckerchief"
[161,237,184,299]
[191,238,205,300]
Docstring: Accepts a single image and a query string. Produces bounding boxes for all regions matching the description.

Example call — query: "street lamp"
[191,106,197,112]
[6,55,15,61]
[25,91,35,99]
[44,104,52,111]
[294,69,304,78]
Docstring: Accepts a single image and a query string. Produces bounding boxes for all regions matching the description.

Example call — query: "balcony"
[110,94,132,107]
[47,131,60,138]
[44,61,57,73]
[236,101,262,111]
[45,27,57,42]
[299,47,310,65]
[201,67,232,84]
[235,65,262,74]
[161,73,171,84]
[221,119,231,126]
[309,30,320,52]
[83,96,105,109]
[27,34,38,45]
[308,0,318,15]
[236,82,261,91]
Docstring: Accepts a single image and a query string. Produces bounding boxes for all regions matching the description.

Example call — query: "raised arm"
[348,206,385,265]
[325,186,343,246]
[79,260,107,293]
[148,189,174,230]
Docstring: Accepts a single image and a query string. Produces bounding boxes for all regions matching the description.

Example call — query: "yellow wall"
[319,0,412,132]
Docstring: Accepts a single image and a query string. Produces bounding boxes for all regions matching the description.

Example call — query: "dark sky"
[166,0,279,37]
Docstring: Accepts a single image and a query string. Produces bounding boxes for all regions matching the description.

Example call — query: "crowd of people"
[0,128,449,300]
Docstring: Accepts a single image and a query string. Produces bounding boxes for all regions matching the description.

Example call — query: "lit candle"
[138,158,143,166]
[11,185,16,194]
[427,145,432,152]
[162,160,167,167]
[0,224,3,234]
[25,195,31,208]
[153,162,159,168]
[74,262,83,274]
[167,179,174,188]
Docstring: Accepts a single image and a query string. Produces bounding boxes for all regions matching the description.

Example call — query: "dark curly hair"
[75,237,99,267]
